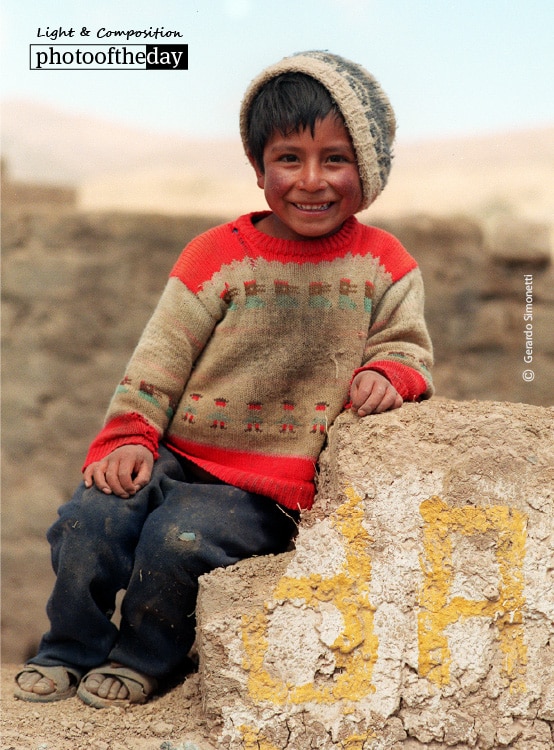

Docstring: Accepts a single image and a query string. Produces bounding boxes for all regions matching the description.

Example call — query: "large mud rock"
[196,399,554,749]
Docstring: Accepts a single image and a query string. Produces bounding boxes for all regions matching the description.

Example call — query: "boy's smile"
[251,113,363,241]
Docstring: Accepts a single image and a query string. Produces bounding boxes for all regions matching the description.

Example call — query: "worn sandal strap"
[87,664,158,698]
[14,664,81,702]
[77,664,158,707]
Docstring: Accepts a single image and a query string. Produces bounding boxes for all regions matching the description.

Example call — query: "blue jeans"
[30,446,299,680]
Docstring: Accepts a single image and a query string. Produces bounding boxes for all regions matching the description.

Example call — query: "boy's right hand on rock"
[350,370,403,416]
[83,445,154,498]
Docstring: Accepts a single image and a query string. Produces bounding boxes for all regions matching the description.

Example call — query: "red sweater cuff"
[351,360,429,401]
[82,413,160,470]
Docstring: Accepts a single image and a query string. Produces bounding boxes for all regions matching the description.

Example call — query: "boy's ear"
[247,152,265,190]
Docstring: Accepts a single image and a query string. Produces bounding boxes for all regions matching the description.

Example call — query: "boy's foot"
[81,666,130,701]
[17,670,56,695]
[14,665,81,702]
[77,663,158,708]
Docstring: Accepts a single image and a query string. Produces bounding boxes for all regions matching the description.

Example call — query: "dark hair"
[246,72,344,172]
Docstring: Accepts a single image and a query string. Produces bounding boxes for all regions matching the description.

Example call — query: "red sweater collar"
[233,212,361,261]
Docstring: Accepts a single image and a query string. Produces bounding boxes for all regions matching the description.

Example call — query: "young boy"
[15,50,433,707]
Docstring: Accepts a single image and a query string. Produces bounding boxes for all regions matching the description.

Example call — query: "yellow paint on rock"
[418,496,527,692]
[242,486,378,705]
[239,490,529,750]
[339,731,376,749]
[239,725,281,750]
[240,724,375,750]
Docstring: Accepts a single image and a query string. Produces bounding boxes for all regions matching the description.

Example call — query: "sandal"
[77,664,158,709]
[14,664,81,703]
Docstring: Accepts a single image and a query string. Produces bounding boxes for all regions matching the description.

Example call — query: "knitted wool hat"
[240,50,396,210]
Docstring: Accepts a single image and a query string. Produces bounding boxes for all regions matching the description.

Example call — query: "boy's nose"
[297,162,326,191]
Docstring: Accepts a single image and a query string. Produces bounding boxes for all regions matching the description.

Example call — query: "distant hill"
[1,99,248,183]
[2,99,553,222]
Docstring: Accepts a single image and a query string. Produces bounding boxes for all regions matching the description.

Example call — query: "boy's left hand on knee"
[350,370,403,416]
[83,445,154,498]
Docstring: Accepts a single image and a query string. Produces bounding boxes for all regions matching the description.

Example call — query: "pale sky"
[1,0,553,142]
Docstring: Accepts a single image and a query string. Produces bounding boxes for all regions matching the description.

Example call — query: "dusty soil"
[1,665,216,750]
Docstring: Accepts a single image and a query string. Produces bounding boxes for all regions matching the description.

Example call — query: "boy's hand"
[83,445,154,498]
[350,370,403,416]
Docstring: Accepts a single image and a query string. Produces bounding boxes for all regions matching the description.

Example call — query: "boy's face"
[250,113,362,241]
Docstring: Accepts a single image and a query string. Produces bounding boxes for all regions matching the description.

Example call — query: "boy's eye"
[328,154,349,163]
[278,154,298,163]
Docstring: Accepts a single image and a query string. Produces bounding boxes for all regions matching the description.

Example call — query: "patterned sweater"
[85,212,433,511]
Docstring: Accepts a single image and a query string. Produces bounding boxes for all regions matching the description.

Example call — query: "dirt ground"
[0,664,217,750]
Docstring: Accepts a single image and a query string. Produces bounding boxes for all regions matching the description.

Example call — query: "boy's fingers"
[372,389,401,414]
[83,466,93,487]
[350,382,374,411]
[89,464,113,494]
[118,455,144,494]
[351,373,386,411]
[104,460,133,497]
[133,469,152,491]
[130,455,152,489]
[357,385,402,415]
[357,384,386,415]
[83,449,154,497]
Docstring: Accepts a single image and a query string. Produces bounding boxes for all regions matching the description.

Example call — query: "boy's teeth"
[295,203,331,211]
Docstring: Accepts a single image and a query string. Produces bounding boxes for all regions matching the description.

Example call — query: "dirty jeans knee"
[110,482,299,679]
[29,446,187,671]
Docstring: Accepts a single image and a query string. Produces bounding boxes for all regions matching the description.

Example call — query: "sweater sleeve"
[353,267,434,400]
[83,275,221,467]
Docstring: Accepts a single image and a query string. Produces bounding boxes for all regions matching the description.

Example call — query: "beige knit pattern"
[89,214,433,508]
[106,253,431,458]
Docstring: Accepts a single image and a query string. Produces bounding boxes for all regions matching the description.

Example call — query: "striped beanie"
[239,50,396,210]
